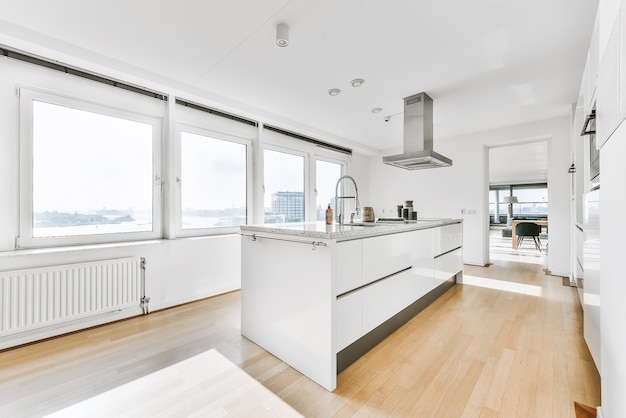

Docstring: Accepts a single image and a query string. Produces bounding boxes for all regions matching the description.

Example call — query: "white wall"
[0,237,242,312]
[368,116,571,275]
[348,151,371,210]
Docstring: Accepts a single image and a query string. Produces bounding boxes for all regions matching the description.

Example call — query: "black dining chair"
[515,222,542,251]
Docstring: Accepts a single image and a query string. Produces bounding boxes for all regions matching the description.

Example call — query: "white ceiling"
[489,141,549,185]
[0,0,598,153]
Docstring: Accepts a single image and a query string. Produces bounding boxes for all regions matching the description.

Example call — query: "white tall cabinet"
[583,190,600,368]
[598,121,626,417]
[571,1,626,415]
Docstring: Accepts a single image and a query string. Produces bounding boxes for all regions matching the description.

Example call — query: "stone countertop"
[240,219,462,242]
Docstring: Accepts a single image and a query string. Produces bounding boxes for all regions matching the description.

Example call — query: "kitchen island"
[240,219,463,391]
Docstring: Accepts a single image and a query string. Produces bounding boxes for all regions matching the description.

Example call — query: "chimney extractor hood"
[382,92,452,170]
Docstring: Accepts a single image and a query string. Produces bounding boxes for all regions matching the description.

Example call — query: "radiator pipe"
[140,258,150,314]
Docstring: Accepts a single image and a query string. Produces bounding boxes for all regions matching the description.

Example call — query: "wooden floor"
[45,349,302,417]
[0,258,600,417]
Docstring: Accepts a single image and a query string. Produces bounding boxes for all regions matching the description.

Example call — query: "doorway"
[487,140,549,265]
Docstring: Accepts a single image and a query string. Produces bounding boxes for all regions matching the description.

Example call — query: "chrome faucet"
[334,175,360,224]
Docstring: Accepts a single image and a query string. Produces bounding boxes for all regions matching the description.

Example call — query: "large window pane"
[512,186,548,216]
[490,184,548,219]
[316,160,344,221]
[489,190,497,216]
[32,100,153,238]
[180,131,247,229]
[264,149,304,223]
[489,190,497,223]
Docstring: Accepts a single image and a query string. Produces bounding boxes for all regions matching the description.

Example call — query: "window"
[489,183,547,224]
[180,130,247,231]
[261,125,350,224]
[264,148,305,223]
[513,186,548,217]
[174,99,255,237]
[19,88,163,247]
[488,189,500,223]
[316,159,344,221]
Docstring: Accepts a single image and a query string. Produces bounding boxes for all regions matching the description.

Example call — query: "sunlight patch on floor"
[489,227,548,266]
[44,349,301,417]
[462,274,543,297]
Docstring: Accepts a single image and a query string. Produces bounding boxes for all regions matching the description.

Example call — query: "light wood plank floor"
[0,259,600,417]
[45,349,302,417]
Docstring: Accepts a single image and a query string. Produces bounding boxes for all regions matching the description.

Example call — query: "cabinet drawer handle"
[337,266,412,299]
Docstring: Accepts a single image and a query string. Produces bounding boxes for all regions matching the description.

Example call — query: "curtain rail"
[1,45,167,101]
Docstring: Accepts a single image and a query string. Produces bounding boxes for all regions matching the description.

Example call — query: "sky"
[181,131,246,210]
[33,100,153,213]
[32,100,346,216]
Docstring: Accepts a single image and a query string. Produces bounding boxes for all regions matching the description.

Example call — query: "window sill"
[0,234,239,259]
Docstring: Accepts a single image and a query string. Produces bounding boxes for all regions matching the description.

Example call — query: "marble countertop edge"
[240,219,462,241]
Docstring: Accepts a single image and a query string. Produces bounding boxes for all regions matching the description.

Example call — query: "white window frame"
[260,127,352,223]
[174,123,252,237]
[18,87,164,248]
[313,155,348,221]
[262,144,310,223]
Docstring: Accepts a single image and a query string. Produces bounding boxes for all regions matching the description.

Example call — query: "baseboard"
[549,270,570,278]
[149,286,240,313]
[596,406,604,418]
[464,260,489,267]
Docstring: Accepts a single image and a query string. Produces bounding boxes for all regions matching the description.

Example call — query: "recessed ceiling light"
[371,107,382,113]
[351,78,365,87]
[328,88,341,96]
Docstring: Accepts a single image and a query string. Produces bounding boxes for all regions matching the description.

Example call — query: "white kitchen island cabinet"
[240,219,463,391]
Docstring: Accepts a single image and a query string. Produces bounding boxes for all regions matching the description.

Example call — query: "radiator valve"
[141,296,151,314]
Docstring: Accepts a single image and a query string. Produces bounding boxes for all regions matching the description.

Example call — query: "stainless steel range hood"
[382,92,452,170]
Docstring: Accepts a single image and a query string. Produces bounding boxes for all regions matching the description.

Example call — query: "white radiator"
[0,257,148,350]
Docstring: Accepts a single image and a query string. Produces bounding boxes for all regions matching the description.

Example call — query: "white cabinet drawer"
[411,228,434,260]
[434,223,463,255]
[362,270,422,334]
[336,291,363,351]
[434,248,462,284]
[336,240,363,295]
[362,233,413,285]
